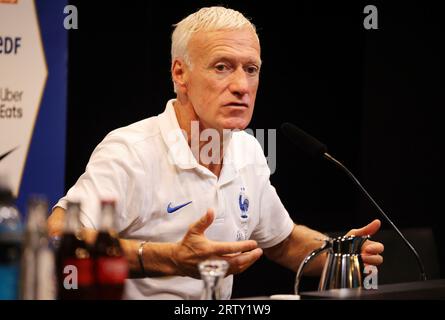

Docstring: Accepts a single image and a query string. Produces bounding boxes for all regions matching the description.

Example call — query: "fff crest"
[238,187,249,220]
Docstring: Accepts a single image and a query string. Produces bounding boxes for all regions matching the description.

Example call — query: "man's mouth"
[223,102,249,108]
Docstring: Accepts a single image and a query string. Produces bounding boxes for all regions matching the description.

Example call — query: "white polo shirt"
[55,99,294,299]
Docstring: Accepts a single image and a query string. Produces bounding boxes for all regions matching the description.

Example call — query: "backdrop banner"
[0,0,67,215]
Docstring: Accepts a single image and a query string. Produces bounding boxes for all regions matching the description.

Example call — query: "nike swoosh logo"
[0,146,19,163]
[167,201,192,213]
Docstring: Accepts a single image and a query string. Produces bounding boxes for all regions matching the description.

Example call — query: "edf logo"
[0,36,21,55]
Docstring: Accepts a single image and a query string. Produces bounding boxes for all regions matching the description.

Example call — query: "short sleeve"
[251,181,294,248]
[54,132,147,232]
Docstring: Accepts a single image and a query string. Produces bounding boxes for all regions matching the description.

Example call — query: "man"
[48,7,384,299]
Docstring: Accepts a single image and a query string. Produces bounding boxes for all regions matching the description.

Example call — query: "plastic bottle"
[92,200,128,299]
[56,201,94,299]
[20,196,56,299]
[0,185,23,300]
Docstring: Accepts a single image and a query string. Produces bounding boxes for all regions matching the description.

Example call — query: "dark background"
[66,1,444,297]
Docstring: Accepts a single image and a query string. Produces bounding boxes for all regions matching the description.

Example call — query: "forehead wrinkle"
[208,50,262,67]
[188,29,261,65]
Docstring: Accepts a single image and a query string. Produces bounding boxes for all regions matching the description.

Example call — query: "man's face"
[184,27,261,131]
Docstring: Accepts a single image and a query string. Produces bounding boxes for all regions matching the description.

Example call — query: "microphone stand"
[323,152,427,281]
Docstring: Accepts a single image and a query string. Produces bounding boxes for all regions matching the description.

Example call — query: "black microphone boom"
[281,123,327,159]
[281,122,427,281]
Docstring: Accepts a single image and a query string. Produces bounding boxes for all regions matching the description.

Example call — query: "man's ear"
[172,59,189,93]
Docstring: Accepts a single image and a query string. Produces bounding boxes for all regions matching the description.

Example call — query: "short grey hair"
[171,6,258,91]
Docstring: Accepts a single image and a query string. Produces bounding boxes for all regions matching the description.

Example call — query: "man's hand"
[346,219,384,266]
[172,209,263,278]
[48,207,262,279]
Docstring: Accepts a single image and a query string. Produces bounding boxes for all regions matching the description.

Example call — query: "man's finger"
[225,248,263,274]
[189,209,215,235]
[362,254,383,266]
[346,219,381,237]
[80,228,99,245]
[210,239,258,256]
[362,242,384,255]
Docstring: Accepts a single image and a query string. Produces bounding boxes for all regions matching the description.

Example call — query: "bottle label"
[96,257,128,285]
[37,248,56,299]
[0,264,19,299]
[63,258,94,286]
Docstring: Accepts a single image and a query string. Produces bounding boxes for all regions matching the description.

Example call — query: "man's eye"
[245,66,259,75]
[215,64,229,72]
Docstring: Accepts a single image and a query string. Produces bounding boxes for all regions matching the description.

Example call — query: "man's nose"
[228,67,249,97]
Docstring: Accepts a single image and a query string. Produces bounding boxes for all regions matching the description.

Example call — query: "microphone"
[281,122,427,281]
